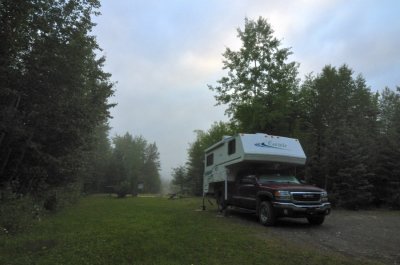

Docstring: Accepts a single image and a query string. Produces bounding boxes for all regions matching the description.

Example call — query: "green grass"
[0,196,380,265]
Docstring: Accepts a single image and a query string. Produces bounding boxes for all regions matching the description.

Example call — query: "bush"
[114,181,131,198]
[39,182,82,212]
[0,189,41,235]
[0,182,82,234]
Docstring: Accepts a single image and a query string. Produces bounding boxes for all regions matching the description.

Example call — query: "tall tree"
[171,166,188,194]
[110,133,161,194]
[373,87,400,208]
[209,17,299,135]
[0,0,114,199]
[298,65,378,208]
[142,142,161,193]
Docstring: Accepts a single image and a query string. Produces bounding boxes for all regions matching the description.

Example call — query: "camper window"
[228,139,236,155]
[206,153,214,166]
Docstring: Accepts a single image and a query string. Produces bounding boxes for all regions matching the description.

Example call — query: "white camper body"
[203,133,307,196]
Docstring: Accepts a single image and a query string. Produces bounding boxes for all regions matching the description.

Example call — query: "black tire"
[307,215,325,225]
[259,201,276,226]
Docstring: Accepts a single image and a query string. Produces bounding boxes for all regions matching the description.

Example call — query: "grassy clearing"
[0,196,379,265]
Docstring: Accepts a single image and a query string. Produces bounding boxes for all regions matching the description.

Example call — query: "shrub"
[0,182,82,234]
[114,181,131,198]
[39,182,82,212]
[0,189,41,234]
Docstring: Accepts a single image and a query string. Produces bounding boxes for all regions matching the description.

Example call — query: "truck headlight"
[274,190,291,200]
[321,191,328,202]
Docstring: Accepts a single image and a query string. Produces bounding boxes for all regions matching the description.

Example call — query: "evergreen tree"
[171,166,189,194]
[143,143,161,193]
[110,133,161,194]
[298,65,378,208]
[374,87,400,208]
[332,127,374,209]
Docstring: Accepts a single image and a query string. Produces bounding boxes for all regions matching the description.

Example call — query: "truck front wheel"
[259,201,276,226]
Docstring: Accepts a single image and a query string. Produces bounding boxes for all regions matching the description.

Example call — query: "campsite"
[1,1,399,265]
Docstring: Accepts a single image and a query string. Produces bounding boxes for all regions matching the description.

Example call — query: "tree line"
[86,131,162,197]
[173,17,400,210]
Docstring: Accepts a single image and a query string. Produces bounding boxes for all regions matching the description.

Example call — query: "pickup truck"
[215,173,331,225]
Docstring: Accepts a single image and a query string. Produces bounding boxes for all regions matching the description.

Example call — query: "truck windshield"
[257,174,300,184]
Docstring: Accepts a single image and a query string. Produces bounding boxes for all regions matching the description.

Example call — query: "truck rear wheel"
[259,201,276,226]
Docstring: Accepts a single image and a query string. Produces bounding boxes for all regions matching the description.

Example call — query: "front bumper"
[272,201,331,217]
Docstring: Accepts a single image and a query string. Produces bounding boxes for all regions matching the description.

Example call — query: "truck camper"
[203,133,331,226]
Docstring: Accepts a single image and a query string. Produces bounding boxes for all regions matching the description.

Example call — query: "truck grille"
[292,192,321,202]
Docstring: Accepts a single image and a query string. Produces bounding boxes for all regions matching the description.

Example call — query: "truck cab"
[233,171,330,225]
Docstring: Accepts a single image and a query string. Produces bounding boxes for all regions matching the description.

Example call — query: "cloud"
[94,0,400,180]
[280,0,400,89]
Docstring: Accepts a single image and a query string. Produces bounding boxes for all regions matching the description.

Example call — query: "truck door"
[237,175,257,209]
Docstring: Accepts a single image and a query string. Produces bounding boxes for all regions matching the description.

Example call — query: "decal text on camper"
[255,141,288,150]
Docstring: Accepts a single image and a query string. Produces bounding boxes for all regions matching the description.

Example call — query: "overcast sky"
[92,0,400,180]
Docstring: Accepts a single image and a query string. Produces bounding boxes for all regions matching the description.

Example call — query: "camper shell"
[203,133,331,226]
[203,133,306,195]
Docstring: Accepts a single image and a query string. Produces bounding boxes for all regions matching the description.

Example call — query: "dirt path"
[224,209,400,265]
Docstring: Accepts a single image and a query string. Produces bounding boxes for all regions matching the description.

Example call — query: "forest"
[0,0,161,233]
[0,2,399,233]
[173,18,400,211]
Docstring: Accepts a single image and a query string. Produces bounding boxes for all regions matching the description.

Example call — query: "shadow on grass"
[223,207,320,229]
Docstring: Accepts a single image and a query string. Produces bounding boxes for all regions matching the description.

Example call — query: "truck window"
[257,174,300,184]
[206,153,214,166]
[228,139,236,155]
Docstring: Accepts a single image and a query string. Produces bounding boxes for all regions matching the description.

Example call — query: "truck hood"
[259,183,325,192]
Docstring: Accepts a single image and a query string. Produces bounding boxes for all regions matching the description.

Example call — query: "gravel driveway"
[224,208,400,265]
